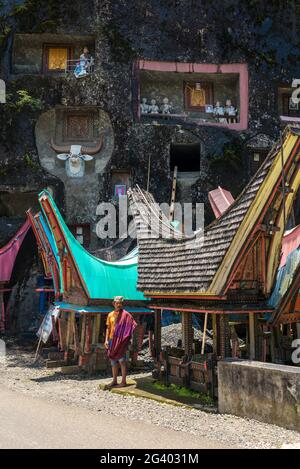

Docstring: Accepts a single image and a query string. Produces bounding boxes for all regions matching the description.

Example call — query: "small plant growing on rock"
[5,90,43,113]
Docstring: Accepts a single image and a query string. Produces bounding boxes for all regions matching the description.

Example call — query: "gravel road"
[0,346,300,449]
[0,387,227,449]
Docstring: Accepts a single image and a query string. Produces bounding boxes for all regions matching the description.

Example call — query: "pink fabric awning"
[280,224,300,268]
[208,186,235,219]
[0,220,31,282]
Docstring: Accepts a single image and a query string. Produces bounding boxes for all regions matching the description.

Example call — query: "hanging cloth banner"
[37,305,60,344]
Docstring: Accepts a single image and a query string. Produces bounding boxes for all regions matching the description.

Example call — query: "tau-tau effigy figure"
[161,97,172,114]
[140,98,149,114]
[213,101,225,118]
[74,46,94,78]
[225,99,237,123]
[148,99,159,114]
[225,99,237,116]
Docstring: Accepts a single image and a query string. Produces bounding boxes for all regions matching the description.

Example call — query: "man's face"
[114,300,123,311]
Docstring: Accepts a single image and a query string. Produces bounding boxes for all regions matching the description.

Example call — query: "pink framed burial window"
[136,60,249,131]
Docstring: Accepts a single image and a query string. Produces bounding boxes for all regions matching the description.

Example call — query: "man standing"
[105,297,137,387]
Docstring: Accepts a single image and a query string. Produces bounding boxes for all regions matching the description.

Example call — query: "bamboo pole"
[201,312,208,355]
[147,154,151,192]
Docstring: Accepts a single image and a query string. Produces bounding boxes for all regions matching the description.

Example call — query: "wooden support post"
[182,311,193,355]
[85,316,92,354]
[230,324,239,359]
[219,314,230,358]
[261,235,267,296]
[270,327,275,363]
[73,319,81,358]
[262,325,268,362]
[80,315,87,355]
[66,311,75,351]
[93,314,101,345]
[64,311,75,362]
[249,313,256,360]
[154,309,162,360]
[58,312,67,351]
[212,314,218,355]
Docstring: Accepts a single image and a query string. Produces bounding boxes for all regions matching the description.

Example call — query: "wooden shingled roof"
[128,127,300,296]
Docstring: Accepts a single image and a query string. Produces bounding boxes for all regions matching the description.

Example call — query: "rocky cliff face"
[1,0,300,332]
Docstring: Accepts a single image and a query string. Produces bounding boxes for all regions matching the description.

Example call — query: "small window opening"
[170,143,201,172]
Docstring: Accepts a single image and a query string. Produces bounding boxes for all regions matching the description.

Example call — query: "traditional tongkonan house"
[28,190,152,373]
[0,220,31,332]
[128,126,300,396]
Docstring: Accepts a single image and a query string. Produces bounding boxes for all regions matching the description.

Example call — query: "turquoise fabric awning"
[55,302,153,314]
[39,190,146,302]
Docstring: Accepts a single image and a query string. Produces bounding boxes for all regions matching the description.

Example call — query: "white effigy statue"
[140,98,149,114]
[148,99,159,114]
[214,101,225,117]
[214,101,227,123]
[225,99,237,117]
[161,97,172,114]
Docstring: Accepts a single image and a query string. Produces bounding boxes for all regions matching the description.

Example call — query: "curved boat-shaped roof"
[129,127,300,297]
[0,220,30,283]
[38,190,146,302]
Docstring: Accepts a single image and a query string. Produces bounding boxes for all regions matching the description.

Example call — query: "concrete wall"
[218,360,300,432]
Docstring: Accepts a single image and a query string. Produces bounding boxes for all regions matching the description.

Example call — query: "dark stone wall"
[2,0,300,203]
[1,0,300,331]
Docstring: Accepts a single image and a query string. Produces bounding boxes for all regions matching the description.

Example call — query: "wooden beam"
[212,314,218,355]
[280,313,300,324]
[92,314,101,344]
[219,314,231,358]
[154,309,162,360]
[249,312,256,360]
[182,311,193,355]
[80,315,87,354]
[66,311,75,351]
[73,319,81,357]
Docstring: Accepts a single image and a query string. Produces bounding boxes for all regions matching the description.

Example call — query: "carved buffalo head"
[51,134,104,178]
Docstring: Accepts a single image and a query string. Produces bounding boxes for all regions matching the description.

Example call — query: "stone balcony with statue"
[10,33,96,79]
[135,60,248,131]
